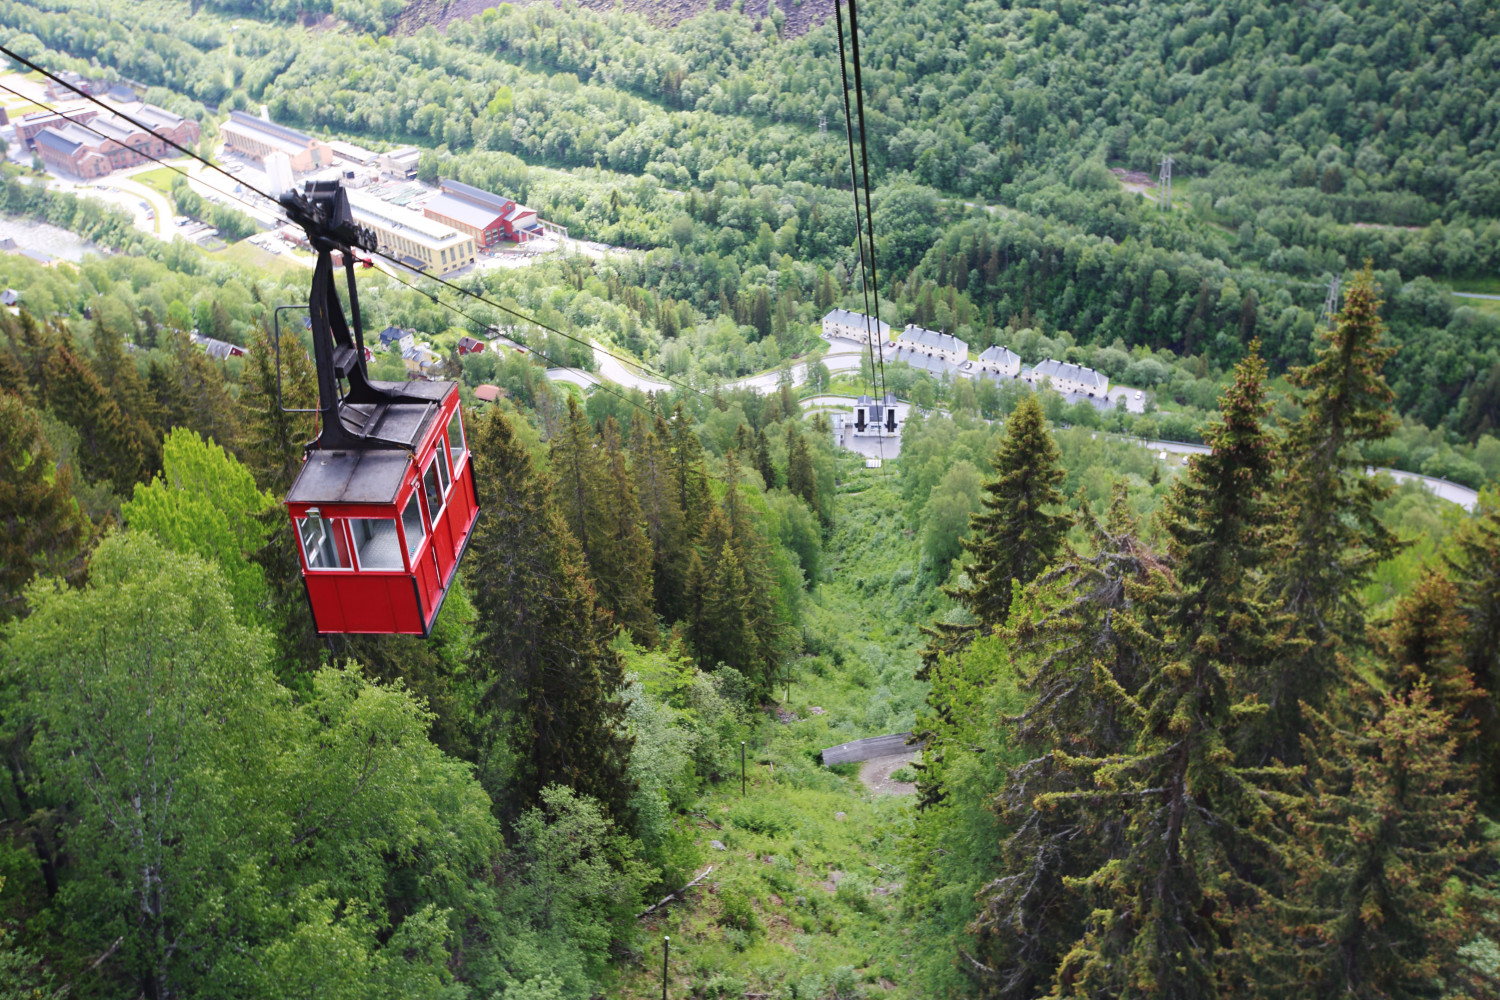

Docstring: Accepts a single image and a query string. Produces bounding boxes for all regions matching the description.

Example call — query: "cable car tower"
[278,180,478,636]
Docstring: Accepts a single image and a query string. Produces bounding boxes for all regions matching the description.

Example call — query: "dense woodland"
[6,0,1500,442]
[1,0,1500,997]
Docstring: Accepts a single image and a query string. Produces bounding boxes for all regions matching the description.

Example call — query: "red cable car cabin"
[286,383,477,635]
[277,179,479,636]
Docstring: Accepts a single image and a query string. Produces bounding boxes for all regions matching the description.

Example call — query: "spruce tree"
[89,319,163,473]
[44,344,147,497]
[1047,347,1291,999]
[1445,499,1500,804]
[1253,688,1479,1000]
[923,393,1069,668]
[630,411,690,624]
[597,417,657,645]
[668,402,711,541]
[754,426,777,489]
[158,331,240,453]
[684,468,784,692]
[787,430,818,512]
[551,400,656,644]
[967,485,1158,999]
[1376,571,1482,729]
[466,407,634,826]
[0,392,87,620]
[238,325,316,494]
[1262,265,1400,764]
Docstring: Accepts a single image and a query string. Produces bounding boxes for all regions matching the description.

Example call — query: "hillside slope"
[396,0,830,36]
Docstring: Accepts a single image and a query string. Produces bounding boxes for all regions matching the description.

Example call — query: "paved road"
[1452,291,1500,302]
[1137,438,1478,510]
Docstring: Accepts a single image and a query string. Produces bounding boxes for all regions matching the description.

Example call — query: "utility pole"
[1318,274,1342,328]
[741,742,746,796]
[1156,154,1175,211]
[661,936,669,1000]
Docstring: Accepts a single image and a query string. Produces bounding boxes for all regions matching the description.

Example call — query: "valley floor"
[620,465,935,998]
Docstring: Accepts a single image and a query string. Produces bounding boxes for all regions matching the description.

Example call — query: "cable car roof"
[288,448,415,505]
[287,379,453,506]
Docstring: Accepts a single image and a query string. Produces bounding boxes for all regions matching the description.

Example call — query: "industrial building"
[220,111,334,173]
[422,179,541,247]
[33,104,200,178]
[347,190,476,276]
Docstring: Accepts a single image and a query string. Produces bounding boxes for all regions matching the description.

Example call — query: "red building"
[33,105,200,179]
[422,178,541,247]
[16,107,99,148]
[457,336,485,356]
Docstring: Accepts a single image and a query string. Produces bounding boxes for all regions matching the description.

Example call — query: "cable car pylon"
[278,180,479,636]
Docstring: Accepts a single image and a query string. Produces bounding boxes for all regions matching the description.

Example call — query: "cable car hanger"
[279,180,433,457]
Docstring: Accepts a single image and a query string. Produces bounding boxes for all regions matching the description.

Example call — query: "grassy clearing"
[620,466,934,998]
[131,166,178,198]
[210,239,301,278]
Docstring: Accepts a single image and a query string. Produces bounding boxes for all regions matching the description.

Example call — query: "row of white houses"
[819,309,1112,399]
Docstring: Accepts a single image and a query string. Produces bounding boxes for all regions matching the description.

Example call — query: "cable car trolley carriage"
[279,180,478,636]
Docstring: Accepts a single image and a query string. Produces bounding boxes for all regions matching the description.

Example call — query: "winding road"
[545,344,1481,511]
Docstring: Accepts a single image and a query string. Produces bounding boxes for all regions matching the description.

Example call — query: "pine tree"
[0,392,87,620]
[967,485,1159,998]
[466,407,634,826]
[1262,265,1400,764]
[1376,571,1483,729]
[1047,347,1292,999]
[238,325,316,494]
[44,344,147,497]
[89,319,163,473]
[685,468,784,692]
[786,430,818,511]
[1252,688,1479,1000]
[1445,499,1500,804]
[550,400,656,644]
[630,411,690,624]
[668,402,711,542]
[159,331,240,453]
[923,393,1069,668]
[598,417,657,645]
[754,426,777,489]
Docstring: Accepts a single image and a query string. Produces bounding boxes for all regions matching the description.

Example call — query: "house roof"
[1031,358,1107,389]
[898,324,968,357]
[222,110,320,156]
[474,384,503,402]
[978,345,1020,366]
[458,336,483,349]
[822,308,890,336]
[439,178,514,215]
[348,190,470,253]
[890,346,959,375]
[424,191,505,232]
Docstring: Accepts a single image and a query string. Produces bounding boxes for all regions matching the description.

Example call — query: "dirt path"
[860,752,918,796]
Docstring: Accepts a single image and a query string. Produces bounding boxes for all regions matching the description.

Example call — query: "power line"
[0,46,715,403]
[0,84,292,230]
[833,0,887,468]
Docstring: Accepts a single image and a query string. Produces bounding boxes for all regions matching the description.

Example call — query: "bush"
[716,880,757,931]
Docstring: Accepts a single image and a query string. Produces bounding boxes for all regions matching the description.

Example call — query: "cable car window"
[447,410,466,469]
[436,440,452,495]
[298,513,350,570]
[351,518,402,570]
[423,459,446,522]
[402,493,426,559]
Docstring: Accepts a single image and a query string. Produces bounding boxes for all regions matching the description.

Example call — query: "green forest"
[1,0,1499,996]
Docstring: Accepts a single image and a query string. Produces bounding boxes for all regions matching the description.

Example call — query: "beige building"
[1025,358,1110,397]
[347,190,475,276]
[821,308,889,347]
[896,323,968,365]
[220,111,333,173]
[976,345,1021,378]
